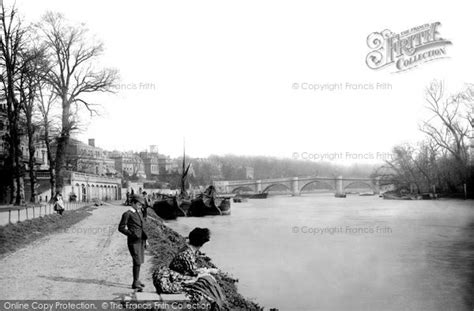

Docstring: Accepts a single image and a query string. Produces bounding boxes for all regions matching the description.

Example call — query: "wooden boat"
[216,196,231,215]
[250,192,268,199]
[237,192,268,199]
[233,196,248,203]
[382,192,412,200]
[151,144,192,219]
[151,194,185,220]
[188,185,231,216]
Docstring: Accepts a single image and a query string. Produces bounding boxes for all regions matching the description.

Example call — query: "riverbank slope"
[0,202,261,310]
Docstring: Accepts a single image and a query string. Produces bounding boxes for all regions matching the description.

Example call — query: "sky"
[8,0,474,161]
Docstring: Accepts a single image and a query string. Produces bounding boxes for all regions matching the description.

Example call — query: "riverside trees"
[0,5,36,204]
[0,5,117,204]
[380,81,473,195]
[37,12,118,195]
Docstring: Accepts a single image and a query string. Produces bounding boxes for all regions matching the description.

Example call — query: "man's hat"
[129,194,145,205]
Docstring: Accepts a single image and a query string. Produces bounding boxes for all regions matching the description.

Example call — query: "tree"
[37,79,58,202]
[385,144,424,192]
[420,80,472,184]
[378,81,473,196]
[18,46,47,202]
[0,5,29,204]
[37,12,118,194]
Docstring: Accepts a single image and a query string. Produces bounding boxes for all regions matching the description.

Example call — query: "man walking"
[118,194,149,291]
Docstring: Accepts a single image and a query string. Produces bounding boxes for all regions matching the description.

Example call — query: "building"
[158,155,179,175]
[0,102,49,170]
[110,151,146,179]
[139,146,160,179]
[143,156,160,178]
[67,171,121,202]
[22,131,50,171]
[63,138,117,176]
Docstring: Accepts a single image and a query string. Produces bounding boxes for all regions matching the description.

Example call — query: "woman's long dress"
[152,246,225,309]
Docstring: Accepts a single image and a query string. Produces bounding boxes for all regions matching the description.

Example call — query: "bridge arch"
[299,180,336,194]
[232,186,254,193]
[262,183,291,194]
[343,181,374,192]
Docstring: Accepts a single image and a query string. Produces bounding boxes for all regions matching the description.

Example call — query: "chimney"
[88,138,95,147]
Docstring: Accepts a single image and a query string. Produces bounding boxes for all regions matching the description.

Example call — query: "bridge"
[213,176,385,197]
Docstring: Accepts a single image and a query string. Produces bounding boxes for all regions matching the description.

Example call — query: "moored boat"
[216,196,231,215]
[151,143,192,219]
[237,192,268,199]
[151,194,186,220]
[187,185,231,216]
[249,192,268,199]
[382,192,412,200]
[233,196,248,203]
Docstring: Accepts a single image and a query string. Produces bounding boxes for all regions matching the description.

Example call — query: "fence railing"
[0,201,94,226]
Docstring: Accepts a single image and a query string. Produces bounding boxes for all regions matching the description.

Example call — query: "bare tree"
[420,80,472,183]
[37,81,58,202]
[377,81,473,195]
[18,48,46,203]
[385,144,425,192]
[0,5,28,204]
[37,12,118,194]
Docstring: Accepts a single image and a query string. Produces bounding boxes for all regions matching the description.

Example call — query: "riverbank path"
[0,202,154,300]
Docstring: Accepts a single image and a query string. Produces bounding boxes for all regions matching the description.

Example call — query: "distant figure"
[142,191,150,219]
[152,228,225,310]
[118,194,149,291]
[70,193,77,202]
[125,191,130,206]
[54,192,65,215]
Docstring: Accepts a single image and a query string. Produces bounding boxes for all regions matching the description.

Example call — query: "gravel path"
[0,203,153,299]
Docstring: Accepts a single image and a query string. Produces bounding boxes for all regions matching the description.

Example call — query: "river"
[166,194,474,311]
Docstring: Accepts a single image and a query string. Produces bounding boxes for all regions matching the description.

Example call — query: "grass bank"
[144,210,263,311]
[0,205,95,257]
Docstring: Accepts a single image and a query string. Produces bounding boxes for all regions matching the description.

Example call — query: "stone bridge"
[213,176,384,197]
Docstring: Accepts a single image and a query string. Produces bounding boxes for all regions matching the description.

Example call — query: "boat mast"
[181,138,186,196]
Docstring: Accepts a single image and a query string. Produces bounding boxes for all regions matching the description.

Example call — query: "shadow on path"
[39,275,130,289]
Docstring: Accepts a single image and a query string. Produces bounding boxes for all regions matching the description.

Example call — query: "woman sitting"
[153,228,225,310]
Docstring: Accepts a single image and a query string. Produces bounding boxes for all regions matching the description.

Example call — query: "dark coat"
[118,208,148,265]
[119,208,148,242]
[143,196,151,219]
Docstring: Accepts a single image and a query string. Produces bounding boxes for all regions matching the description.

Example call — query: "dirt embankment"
[144,211,262,310]
[0,203,262,310]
